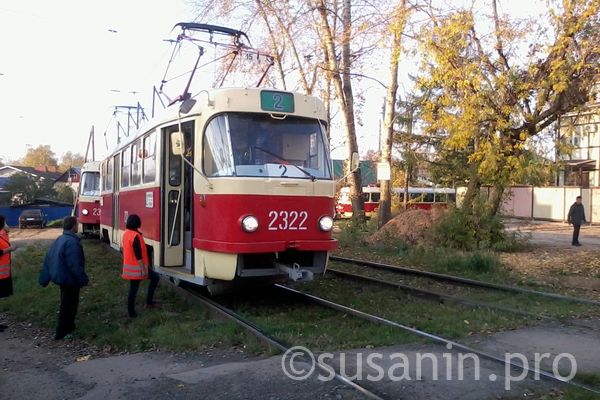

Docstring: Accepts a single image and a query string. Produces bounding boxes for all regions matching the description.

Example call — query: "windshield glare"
[203,113,332,179]
[80,172,100,196]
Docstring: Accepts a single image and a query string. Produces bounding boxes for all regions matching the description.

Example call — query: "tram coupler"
[275,262,314,282]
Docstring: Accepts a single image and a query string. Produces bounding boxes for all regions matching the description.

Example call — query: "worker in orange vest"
[122,214,159,318]
[0,215,17,332]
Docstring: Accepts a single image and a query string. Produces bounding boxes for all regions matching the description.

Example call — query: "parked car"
[19,209,48,229]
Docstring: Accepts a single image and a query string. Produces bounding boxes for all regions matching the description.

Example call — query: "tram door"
[112,153,121,245]
[161,125,185,267]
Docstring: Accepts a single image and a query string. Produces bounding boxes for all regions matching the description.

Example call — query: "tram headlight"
[81,209,89,216]
[241,215,259,232]
[319,216,334,232]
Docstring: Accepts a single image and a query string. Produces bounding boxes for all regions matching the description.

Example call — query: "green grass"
[2,238,598,362]
[1,241,247,352]
[562,373,600,400]
[290,275,533,338]
[329,261,600,321]
[46,219,63,228]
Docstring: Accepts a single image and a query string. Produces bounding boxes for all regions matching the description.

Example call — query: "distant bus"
[335,186,456,218]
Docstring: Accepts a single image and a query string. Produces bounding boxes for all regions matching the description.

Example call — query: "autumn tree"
[59,151,85,171]
[311,0,367,221]
[4,173,55,205]
[417,0,600,214]
[20,145,58,168]
[54,184,76,204]
[378,0,411,227]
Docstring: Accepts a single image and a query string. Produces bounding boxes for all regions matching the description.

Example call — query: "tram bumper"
[195,239,336,282]
[234,249,330,281]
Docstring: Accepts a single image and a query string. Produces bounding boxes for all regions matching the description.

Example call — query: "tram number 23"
[268,210,308,231]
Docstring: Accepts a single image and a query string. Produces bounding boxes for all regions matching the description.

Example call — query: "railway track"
[275,284,600,396]
[326,266,600,332]
[175,283,386,400]
[174,279,600,397]
[330,255,600,307]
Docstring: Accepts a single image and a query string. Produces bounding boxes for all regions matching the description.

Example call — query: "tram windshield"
[80,172,100,196]
[203,113,332,180]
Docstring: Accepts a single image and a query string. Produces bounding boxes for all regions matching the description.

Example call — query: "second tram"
[77,161,101,236]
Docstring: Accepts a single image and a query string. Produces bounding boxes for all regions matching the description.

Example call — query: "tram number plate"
[268,210,308,231]
[92,208,101,216]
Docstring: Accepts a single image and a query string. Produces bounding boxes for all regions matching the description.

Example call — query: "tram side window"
[122,147,130,187]
[435,193,448,203]
[101,161,107,191]
[131,140,142,186]
[371,192,381,202]
[143,132,156,183]
[106,157,113,191]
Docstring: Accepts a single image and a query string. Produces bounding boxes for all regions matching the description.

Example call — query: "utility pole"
[84,126,95,162]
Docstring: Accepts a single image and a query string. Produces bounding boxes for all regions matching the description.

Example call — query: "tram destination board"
[260,90,294,113]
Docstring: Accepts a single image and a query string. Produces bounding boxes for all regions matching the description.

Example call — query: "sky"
[0,0,190,163]
[0,0,547,165]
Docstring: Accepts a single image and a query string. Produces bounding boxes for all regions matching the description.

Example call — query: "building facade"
[558,85,600,187]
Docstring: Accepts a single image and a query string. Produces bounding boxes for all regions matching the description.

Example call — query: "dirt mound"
[367,208,446,246]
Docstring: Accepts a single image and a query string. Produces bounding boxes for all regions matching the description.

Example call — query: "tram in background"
[99,87,337,292]
[336,186,456,218]
[76,161,101,236]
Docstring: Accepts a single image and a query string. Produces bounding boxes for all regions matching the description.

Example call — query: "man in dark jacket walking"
[40,216,89,339]
[567,196,587,246]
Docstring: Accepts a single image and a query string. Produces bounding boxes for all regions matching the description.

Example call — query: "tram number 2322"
[268,210,308,231]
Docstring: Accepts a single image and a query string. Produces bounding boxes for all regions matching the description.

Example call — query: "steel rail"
[276,284,600,395]
[328,268,552,320]
[178,285,386,400]
[331,255,600,307]
[328,268,599,332]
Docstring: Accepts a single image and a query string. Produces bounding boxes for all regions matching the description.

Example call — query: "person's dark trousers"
[128,280,141,317]
[572,224,581,245]
[127,270,160,317]
[56,285,80,339]
[146,269,159,305]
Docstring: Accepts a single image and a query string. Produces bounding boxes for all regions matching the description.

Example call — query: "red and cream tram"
[336,186,456,218]
[99,88,337,291]
[77,161,101,236]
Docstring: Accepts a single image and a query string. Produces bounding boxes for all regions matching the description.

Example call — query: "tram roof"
[108,87,327,156]
[81,161,100,172]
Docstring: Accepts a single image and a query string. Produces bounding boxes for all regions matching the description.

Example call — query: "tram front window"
[80,172,100,196]
[203,113,332,179]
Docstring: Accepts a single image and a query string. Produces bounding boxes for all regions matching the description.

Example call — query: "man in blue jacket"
[40,216,89,340]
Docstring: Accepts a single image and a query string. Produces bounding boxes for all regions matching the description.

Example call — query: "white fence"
[457,186,600,223]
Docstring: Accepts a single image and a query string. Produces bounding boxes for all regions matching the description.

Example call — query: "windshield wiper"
[253,146,317,181]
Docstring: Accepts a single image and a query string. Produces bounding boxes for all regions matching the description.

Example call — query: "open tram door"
[161,123,194,271]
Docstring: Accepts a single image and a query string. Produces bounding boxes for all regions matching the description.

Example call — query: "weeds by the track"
[328,261,600,322]
[562,372,600,399]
